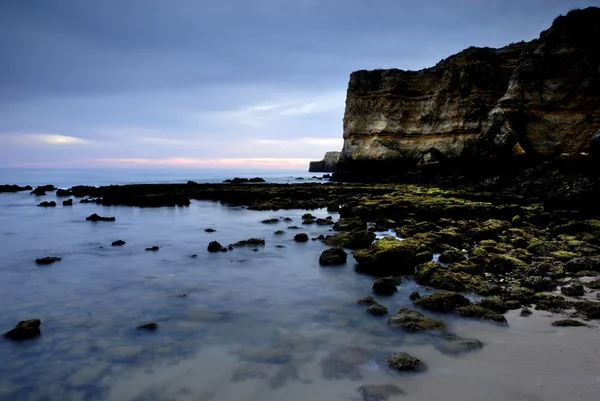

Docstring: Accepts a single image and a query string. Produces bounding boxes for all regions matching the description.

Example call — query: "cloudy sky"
[1,0,597,168]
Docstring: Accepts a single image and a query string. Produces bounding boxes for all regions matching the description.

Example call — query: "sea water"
[0,168,598,401]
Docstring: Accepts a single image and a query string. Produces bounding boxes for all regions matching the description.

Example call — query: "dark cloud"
[0,0,597,166]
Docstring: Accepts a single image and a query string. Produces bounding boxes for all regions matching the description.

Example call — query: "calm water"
[0,169,598,401]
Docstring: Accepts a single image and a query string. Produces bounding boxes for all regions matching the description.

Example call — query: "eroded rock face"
[335,7,600,180]
[309,151,341,172]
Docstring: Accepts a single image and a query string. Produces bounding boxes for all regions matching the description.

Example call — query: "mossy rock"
[478,297,507,314]
[332,217,366,232]
[505,300,522,310]
[533,294,572,312]
[527,238,558,255]
[293,233,309,242]
[551,319,588,327]
[565,257,600,273]
[561,283,585,297]
[414,261,442,284]
[386,352,425,372]
[319,248,347,266]
[485,254,527,274]
[438,248,466,264]
[366,304,388,316]
[574,301,600,319]
[354,237,420,276]
[521,276,557,291]
[433,336,483,355]
[372,276,401,296]
[455,305,508,324]
[551,250,579,262]
[584,279,600,289]
[357,296,377,305]
[387,308,446,332]
[468,219,512,241]
[413,291,470,313]
[324,230,376,249]
[448,260,484,275]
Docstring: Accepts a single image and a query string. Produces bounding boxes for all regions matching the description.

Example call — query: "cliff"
[309,151,340,172]
[335,7,600,180]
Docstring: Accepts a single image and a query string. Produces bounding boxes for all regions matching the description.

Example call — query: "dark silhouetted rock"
[551,319,588,327]
[231,238,266,247]
[366,304,388,316]
[145,246,160,251]
[372,277,401,296]
[386,352,425,372]
[294,233,309,242]
[205,228,216,232]
[35,256,61,265]
[86,213,115,222]
[4,319,41,341]
[112,240,126,246]
[62,199,73,206]
[56,189,72,197]
[137,322,159,331]
[207,241,225,252]
[38,201,56,207]
[261,218,280,224]
[0,184,32,193]
[413,291,470,313]
[319,248,347,266]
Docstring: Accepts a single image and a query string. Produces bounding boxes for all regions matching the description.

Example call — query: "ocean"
[0,168,598,401]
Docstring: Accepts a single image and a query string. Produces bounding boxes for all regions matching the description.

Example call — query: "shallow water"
[1,188,599,401]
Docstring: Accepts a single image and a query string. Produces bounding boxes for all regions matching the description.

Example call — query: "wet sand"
[105,310,600,401]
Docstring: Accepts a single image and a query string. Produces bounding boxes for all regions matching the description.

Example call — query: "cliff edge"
[309,151,340,172]
[334,7,600,181]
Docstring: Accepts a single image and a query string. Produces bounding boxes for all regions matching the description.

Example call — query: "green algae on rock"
[387,308,446,332]
[354,237,424,276]
[372,276,401,296]
[386,352,425,372]
[413,291,470,313]
[455,305,508,324]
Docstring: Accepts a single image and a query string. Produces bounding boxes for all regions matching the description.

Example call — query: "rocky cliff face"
[335,7,600,180]
[309,151,340,172]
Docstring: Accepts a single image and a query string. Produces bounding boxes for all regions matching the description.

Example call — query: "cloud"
[4,133,91,145]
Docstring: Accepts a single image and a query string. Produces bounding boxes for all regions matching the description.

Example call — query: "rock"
[565,257,600,272]
[111,240,126,246]
[319,248,347,266]
[409,291,421,301]
[30,187,47,196]
[356,384,405,401]
[261,218,280,224]
[316,218,334,225]
[4,319,41,340]
[231,238,266,247]
[438,249,466,263]
[85,213,115,222]
[478,296,508,314]
[388,308,446,332]
[485,254,527,274]
[413,290,470,313]
[37,201,56,207]
[534,294,572,312]
[137,322,159,331]
[366,304,388,316]
[433,336,484,355]
[455,305,508,324]
[520,307,532,316]
[325,230,376,249]
[357,296,378,305]
[309,151,340,172]
[505,300,522,310]
[231,364,268,382]
[551,319,588,327]
[386,352,425,372]
[332,217,367,232]
[294,233,309,242]
[274,230,285,235]
[205,228,216,232]
[585,279,600,289]
[372,277,400,295]
[207,241,225,252]
[574,301,600,319]
[35,256,61,265]
[223,177,265,183]
[62,199,73,206]
[0,184,32,193]
[354,237,423,276]
[561,283,585,297]
[56,189,72,197]
[145,246,160,251]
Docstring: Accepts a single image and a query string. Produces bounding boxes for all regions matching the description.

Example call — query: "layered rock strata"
[309,151,341,172]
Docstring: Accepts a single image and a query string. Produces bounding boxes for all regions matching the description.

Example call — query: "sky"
[1,0,598,169]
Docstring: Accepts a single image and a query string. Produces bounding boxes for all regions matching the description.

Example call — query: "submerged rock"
[207,241,225,252]
[356,384,405,401]
[274,230,286,235]
[320,346,371,380]
[388,308,446,332]
[111,240,126,246]
[293,233,309,242]
[372,277,401,296]
[145,246,160,251]
[551,319,588,327]
[386,352,425,372]
[231,238,266,247]
[261,218,280,224]
[35,256,61,265]
[366,304,388,316]
[319,248,347,265]
[205,228,216,232]
[456,305,508,324]
[231,364,268,382]
[137,322,159,331]
[86,213,115,222]
[357,296,378,306]
[413,291,470,312]
[433,336,484,355]
[38,201,56,207]
[4,319,41,341]
[241,348,292,364]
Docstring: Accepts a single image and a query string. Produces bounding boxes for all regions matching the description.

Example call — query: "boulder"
[319,248,347,266]
[62,199,73,206]
[111,240,126,246]
[372,276,400,296]
[455,305,508,324]
[413,291,470,313]
[4,319,41,341]
[574,301,600,319]
[561,283,585,297]
[387,308,446,332]
[35,256,61,265]
[366,304,388,316]
[207,241,225,252]
[478,296,508,314]
[354,237,421,276]
[293,233,309,242]
[438,249,466,263]
[386,352,425,372]
[86,213,115,222]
